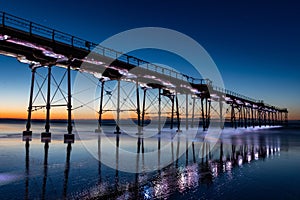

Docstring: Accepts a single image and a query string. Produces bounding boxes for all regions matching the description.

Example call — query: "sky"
[0,0,300,119]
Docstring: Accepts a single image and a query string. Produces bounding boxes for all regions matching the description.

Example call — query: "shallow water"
[0,121,300,199]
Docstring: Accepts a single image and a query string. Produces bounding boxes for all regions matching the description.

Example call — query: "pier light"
[210,93,219,98]
[43,50,66,59]
[93,72,103,79]
[236,100,243,105]
[226,161,232,171]
[140,83,152,89]
[190,89,199,94]
[247,154,251,163]
[224,97,232,101]
[0,34,9,40]
[83,58,104,65]
[17,56,40,65]
[162,80,175,88]
[144,75,156,79]
[191,94,199,98]
[238,155,243,166]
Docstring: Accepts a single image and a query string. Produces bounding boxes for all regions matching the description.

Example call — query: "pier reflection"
[24,138,30,200]
[87,133,282,199]
[63,142,72,199]
[42,141,49,200]
[21,131,283,199]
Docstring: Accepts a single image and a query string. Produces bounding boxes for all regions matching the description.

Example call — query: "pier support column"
[23,65,36,137]
[191,97,195,128]
[238,105,242,127]
[201,97,206,131]
[41,65,52,142]
[244,106,247,128]
[115,79,121,134]
[176,93,181,132]
[185,93,188,130]
[251,107,254,128]
[170,95,174,130]
[207,99,211,129]
[219,98,224,129]
[231,103,236,129]
[64,65,74,143]
[264,111,267,126]
[141,88,147,129]
[258,109,262,127]
[158,88,161,133]
[95,80,105,133]
[136,80,142,135]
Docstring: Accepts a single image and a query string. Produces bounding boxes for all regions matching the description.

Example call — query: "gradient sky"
[0,0,300,119]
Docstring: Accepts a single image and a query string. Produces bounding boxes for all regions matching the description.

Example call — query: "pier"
[0,12,288,143]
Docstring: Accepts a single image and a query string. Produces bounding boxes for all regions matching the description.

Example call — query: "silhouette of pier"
[0,12,288,142]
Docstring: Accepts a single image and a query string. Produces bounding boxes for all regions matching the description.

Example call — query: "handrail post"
[71,36,74,47]
[2,12,5,27]
[29,22,32,36]
[52,30,55,42]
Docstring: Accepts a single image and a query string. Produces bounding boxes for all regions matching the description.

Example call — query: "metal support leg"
[191,97,195,128]
[201,97,205,131]
[170,96,174,130]
[96,80,105,133]
[158,88,161,133]
[251,108,254,128]
[186,93,188,130]
[115,79,121,134]
[23,65,36,137]
[231,103,235,128]
[219,99,224,129]
[141,88,147,129]
[64,65,74,143]
[136,80,142,135]
[234,106,237,129]
[238,107,241,127]
[264,111,267,126]
[258,110,262,127]
[205,98,208,130]
[244,107,247,128]
[207,100,211,128]
[41,66,52,142]
[176,93,181,132]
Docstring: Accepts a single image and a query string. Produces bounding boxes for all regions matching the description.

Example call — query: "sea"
[0,119,300,200]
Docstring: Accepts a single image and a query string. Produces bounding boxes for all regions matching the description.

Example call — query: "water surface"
[0,121,300,199]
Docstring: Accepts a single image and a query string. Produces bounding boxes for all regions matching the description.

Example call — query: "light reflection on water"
[0,122,300,199]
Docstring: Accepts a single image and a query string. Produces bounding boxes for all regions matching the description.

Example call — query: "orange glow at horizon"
[1,105,300,120]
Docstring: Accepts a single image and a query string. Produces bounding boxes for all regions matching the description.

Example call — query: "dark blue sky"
[1,0,300,119]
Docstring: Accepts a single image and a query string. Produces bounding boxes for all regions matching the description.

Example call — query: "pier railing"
[0,11,197,83]
[0,11,287,111]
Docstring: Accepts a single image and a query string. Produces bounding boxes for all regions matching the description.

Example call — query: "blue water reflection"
[0,121,300,199]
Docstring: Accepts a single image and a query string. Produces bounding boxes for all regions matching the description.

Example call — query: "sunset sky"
[0,0,300,120]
